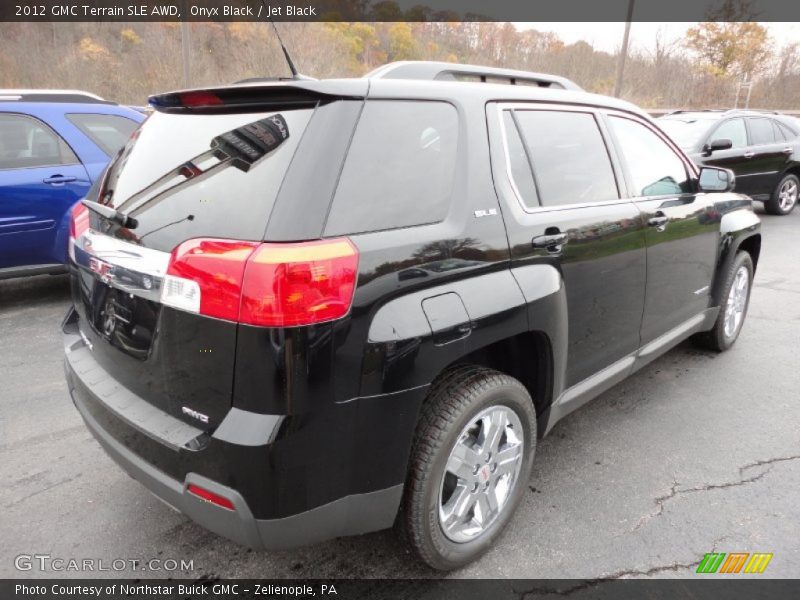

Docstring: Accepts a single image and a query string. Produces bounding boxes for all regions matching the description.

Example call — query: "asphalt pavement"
[1,206,799,579]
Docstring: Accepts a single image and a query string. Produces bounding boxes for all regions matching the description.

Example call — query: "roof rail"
[0,89,109,104]
[724,108,780,116]
[365,61,582,91]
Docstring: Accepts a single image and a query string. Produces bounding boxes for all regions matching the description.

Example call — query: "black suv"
[658,109,800,215]
[63,62,761,570]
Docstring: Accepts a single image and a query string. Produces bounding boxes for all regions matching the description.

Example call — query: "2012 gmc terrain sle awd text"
[62,61,761,570]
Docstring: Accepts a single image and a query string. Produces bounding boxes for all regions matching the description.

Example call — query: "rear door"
[744,116,793,198]
[0,111,90,268]
[491,103,647,388]
[605,112,719,344]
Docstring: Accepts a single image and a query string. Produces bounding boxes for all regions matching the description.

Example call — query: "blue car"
[0,90,144,279]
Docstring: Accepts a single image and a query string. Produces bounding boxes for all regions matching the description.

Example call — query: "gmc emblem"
[89,257,113,281]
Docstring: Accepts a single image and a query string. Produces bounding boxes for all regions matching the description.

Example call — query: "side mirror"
[698,167,736,193]
[703,138,733,155]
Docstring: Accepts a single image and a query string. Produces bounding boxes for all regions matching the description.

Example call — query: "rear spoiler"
[149,80,368,113]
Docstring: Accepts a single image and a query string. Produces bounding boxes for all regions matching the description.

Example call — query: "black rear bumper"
[63,314,411,550]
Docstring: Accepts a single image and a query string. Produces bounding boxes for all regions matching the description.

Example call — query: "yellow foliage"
[686,22,771,79]
[120,28,141,45]
[77,37,111,61]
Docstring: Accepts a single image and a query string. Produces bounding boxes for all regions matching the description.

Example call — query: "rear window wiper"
[82,199,139,229]
[113,114,291,218]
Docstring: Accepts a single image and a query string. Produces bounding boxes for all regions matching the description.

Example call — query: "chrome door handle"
[783,147,793,155]
[532,232,568,251]
[743,151,755,159]
[648,213,669,231]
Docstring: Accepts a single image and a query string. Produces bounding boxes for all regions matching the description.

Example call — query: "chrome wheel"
[438,405,524,543]
[778,179,798,211]
[723,265,749,339]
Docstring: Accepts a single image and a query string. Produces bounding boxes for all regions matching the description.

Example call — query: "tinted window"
[514,110,618,206]
[748,118,776,145]
[609,116,691,197]
[502,111,539,208]
[711,118,747,148]
[67,113,139,156]
[325,101,458,236]
[0,113,78,170]
[772,121,786,142]
[777,120,798,139]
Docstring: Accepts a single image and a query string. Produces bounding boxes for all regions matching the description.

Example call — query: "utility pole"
[180,8,191,87]
[613,0,635,98]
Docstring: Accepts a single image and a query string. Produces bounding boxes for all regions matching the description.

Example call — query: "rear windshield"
[67,113,140,156]
[100,108,313,251]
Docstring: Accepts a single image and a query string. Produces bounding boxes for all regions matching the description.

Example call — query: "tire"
[694,252,754,352]
[764,173,799,215]
[401,365,536,570]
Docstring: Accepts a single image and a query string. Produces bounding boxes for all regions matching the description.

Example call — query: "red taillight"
[161,238,359,327]
[69,202,90,240]
[187,484,235,511]
[68,202,90,262]
[165,239,259,320]
[179,91,224,107]
[241,239,359,327]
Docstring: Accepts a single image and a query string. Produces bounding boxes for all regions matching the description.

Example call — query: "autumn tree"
[686,22,771,80]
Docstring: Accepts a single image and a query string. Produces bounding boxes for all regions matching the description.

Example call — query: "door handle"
[43,175,77,185]
[532,231,568,252]
[743,151,755,159]
[648,213,669,231]
[783,147,793,155]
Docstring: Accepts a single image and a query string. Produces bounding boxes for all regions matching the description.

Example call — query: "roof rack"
[0,89,110,104]
[365,61,582,91]
[665,108,782,117]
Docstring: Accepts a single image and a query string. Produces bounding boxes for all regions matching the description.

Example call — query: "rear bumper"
[63,316,408,550]
[70,389,401,549]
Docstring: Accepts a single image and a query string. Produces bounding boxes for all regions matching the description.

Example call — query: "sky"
[517,22,800,54]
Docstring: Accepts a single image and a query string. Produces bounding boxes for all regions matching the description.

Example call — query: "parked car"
[0,90,144,279]
[62,62,761,570]
[657,109,800,215]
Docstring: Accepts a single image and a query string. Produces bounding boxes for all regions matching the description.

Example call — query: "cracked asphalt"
[1,206,799,580]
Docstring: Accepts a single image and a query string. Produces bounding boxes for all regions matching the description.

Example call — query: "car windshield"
[657,117,717,150]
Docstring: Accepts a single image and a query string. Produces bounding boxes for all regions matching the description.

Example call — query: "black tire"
[764,173,799,215]
[694,251,754,352]
[400,365,536,570]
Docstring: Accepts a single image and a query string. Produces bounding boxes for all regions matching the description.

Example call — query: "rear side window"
[324,101,458,236]
[609,116,691,197]
[0,113,78,170]
[67,113,139,156]
[502,111,539,208]
[513,110,619,207]
[711,118,747,148]
[748,118,776,145]
[777,121,798,139]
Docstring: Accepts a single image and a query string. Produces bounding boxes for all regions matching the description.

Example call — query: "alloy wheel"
[723,265,750,339]
[779,179,798,211]
[438,405,525,543]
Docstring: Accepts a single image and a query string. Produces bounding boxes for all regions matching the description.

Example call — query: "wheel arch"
[712,208,761,308]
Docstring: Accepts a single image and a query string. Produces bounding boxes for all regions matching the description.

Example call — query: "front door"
[605,113,719,345]
[491,105,647,388]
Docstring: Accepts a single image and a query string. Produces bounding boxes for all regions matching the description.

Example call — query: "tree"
[686,21,771,80]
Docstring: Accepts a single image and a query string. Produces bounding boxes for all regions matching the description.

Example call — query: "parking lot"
[1,206,799,580]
